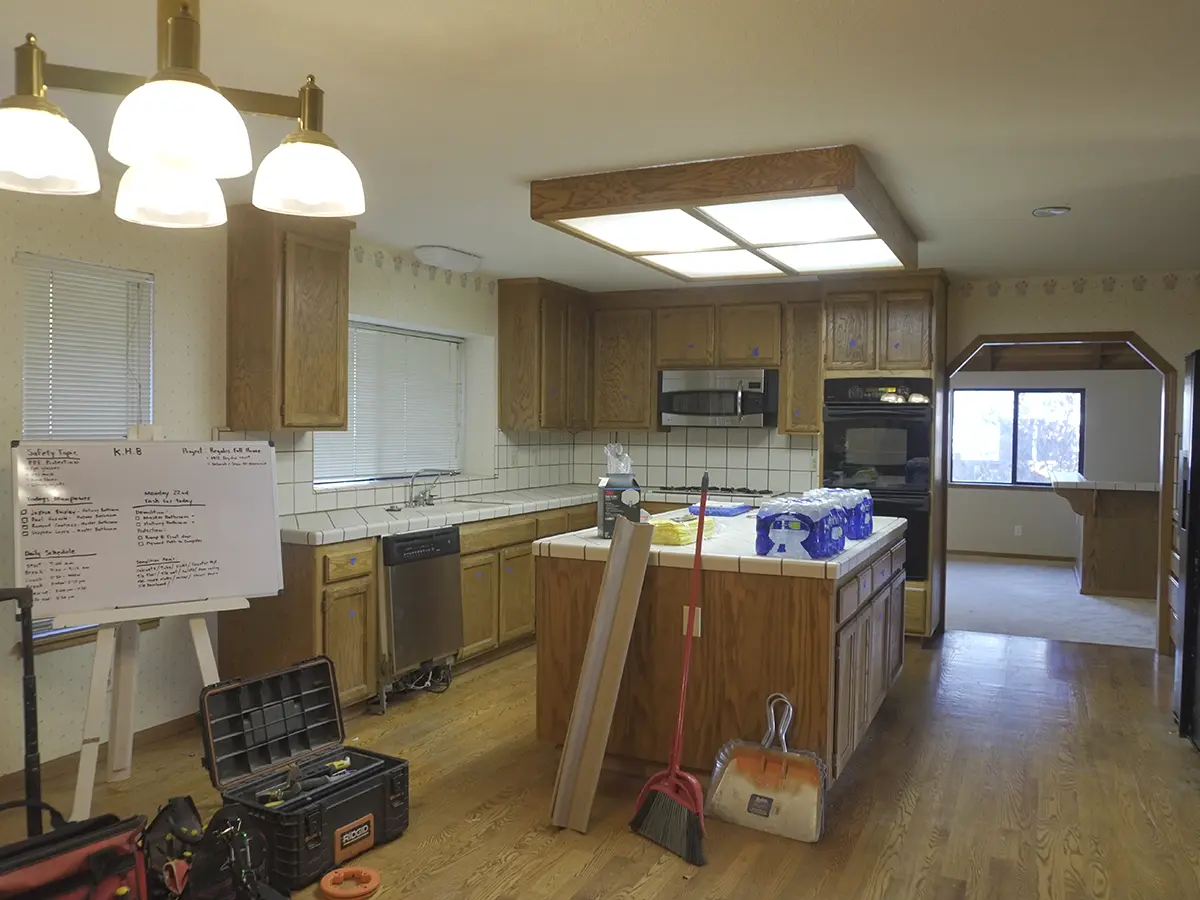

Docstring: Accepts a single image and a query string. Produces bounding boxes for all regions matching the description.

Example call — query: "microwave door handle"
[736,382,743,421]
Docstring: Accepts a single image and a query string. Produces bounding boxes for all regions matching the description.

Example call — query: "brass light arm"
[43,63,301,121]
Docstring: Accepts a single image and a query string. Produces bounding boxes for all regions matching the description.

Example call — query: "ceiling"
[3,0,1199,291]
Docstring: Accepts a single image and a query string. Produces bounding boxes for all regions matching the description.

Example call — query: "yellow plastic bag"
[649,511,715,545]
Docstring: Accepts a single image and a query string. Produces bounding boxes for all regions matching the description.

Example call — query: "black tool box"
[198,656,409,892]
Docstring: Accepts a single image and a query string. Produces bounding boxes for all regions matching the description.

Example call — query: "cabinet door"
[282,231,349,428]
[655,306,715,368]
[566,297,592,430]
[834,616,859,776]
[854,608,873,745]
[869,593,888,719]
[497,280,541,431]
[460,551,500,659]
[498,544,536,642]
[717,303,781,367]
[878,291,932,371]
[593,309,654,429]
[887,575,906,685]
[539,293,568,429]
[781,302,823,434]
[824,293,876,370]
[322,577,374,706]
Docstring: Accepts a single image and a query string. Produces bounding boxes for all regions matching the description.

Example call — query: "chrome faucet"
[407,469,443,507]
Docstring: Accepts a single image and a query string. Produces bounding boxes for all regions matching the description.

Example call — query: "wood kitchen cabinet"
[217,537,377,709]
[498,279,591,430]
[654,306,715,368]
[833,610,861,775]
[824,293,877,370]
[887,574,906,685]
[226,205,353,431]
[780,302,823,434]
[593,308,655,430]
[498,544,536,642]
[878,291,933,370]
[460,551,500,659]
[717,302,781,367]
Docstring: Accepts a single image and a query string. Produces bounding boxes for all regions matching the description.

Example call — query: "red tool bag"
[0,801,147,900]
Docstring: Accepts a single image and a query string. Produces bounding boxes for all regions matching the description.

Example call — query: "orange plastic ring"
[319,866,381,900]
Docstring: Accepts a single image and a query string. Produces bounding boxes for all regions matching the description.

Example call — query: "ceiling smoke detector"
[1032,206,1071,217]
[413,245,483,273]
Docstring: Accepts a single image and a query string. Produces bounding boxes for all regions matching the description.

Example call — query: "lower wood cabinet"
[322,577,374,705]
[217,536,378,709]
[567,504,595,532]
[460,551,500,659]
[887,575,906,685]
[498,544,536,642]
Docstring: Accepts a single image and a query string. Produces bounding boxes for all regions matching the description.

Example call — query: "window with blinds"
[314,322,464,484]
[19,253,154,638]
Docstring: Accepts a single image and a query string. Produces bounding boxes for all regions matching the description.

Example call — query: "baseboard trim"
[948,550,1075,563]
[0,712,197,790]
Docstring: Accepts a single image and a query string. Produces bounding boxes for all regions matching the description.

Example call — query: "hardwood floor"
[3,631,1199,899]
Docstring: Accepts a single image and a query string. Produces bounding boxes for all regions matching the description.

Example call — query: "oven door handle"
[736,383,743,421]
[822,405,932,423]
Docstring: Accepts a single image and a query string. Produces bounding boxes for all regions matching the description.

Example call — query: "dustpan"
[705,693,826,842]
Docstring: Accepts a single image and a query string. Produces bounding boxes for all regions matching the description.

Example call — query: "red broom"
[629,471,710,865]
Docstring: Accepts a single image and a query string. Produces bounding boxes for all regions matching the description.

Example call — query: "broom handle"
[668,472,709,775]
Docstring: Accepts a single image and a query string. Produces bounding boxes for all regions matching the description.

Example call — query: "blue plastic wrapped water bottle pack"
[754,496,846,559]
[803,488,874,540]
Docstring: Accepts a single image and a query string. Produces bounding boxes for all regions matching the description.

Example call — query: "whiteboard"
[13,441,284,617]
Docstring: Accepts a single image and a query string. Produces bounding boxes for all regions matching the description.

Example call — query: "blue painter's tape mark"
[849,338,856,347]
[476,572,483,578]
[507,567,513,573]
[894,343,900,349]
[751,347,760,356]
[349,557,356,565]
[687,343,695,349]
[349,610,355,617]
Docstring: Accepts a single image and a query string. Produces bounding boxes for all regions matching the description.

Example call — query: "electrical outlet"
[1014,525,1023,536]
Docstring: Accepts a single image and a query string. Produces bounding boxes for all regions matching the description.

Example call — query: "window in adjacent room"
[314,321,464,484]
[950,388,1083,485]
[19,252,154,640]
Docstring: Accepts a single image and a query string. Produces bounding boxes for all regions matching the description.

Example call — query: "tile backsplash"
[240,426,819,515]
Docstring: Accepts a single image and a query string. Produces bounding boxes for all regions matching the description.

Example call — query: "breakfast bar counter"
[535,514,908,779]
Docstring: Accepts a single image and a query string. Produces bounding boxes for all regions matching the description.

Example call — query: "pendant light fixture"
[252,76,365,217]
[0,1,365,226]
[108,3,250,178]
[0,35,99,195]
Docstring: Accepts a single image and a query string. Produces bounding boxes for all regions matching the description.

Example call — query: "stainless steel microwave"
[658,369,779,428]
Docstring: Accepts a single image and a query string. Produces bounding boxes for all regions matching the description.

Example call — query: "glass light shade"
[763,238,902,273]
[699,194,877,245]
[252,139,365,217]
[560,209,735,254]
[642,249,782,278]
[108,79,251,178]
[115,163,227,228]
[0,106,99,195]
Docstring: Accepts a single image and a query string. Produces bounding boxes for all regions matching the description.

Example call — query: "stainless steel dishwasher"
[379,526,463,707]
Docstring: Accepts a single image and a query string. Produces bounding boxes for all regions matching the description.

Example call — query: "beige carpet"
[945,554,1156,649]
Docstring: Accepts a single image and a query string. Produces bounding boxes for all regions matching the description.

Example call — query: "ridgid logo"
[341,821,371,848]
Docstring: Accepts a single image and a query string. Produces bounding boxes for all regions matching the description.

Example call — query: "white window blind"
[314,323,464,484]
[19,253,154,640]
[20,253,154,441]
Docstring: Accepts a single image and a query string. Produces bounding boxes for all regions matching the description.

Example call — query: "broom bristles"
[629,790,706,866]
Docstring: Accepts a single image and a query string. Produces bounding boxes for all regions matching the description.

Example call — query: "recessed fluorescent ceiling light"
[764,238,901,273]
[559,209,735,254]
[699,194,876,245]
[642,249,782,278]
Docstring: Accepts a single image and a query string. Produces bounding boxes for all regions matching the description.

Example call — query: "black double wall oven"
[822,377,934,580]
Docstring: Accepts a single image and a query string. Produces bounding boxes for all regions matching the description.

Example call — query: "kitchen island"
[535,514,907,780]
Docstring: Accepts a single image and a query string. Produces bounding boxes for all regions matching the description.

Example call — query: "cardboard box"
[597,474,642,538]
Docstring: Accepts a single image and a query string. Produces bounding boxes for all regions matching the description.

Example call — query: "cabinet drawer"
[890,539,907,573]
[857,566,874,601]
[871,553,892,589]
[322,539,376,584]
[837,578,860,623]
[566,504,596,532]
[536,510,570,538]
[460,516,537,554]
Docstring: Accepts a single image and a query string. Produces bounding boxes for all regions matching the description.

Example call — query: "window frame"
[950,387,1086,488]
[313,320,466,487]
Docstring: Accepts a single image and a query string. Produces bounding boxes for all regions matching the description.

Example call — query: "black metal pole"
[3,588,41,837]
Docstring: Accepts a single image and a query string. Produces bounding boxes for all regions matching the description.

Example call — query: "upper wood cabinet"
[878,291,933,370]
[498,279,591,431]
[593,308,655,430]
[824,293,877,370]
[226,205,353,431]
[717,302,781,367]
[654,306,715,368]
[781,302,823,434]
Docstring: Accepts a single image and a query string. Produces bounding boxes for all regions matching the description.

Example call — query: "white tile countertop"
[1050,471,1159,492]
[534,514,907,580]
[278,485,598,545]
